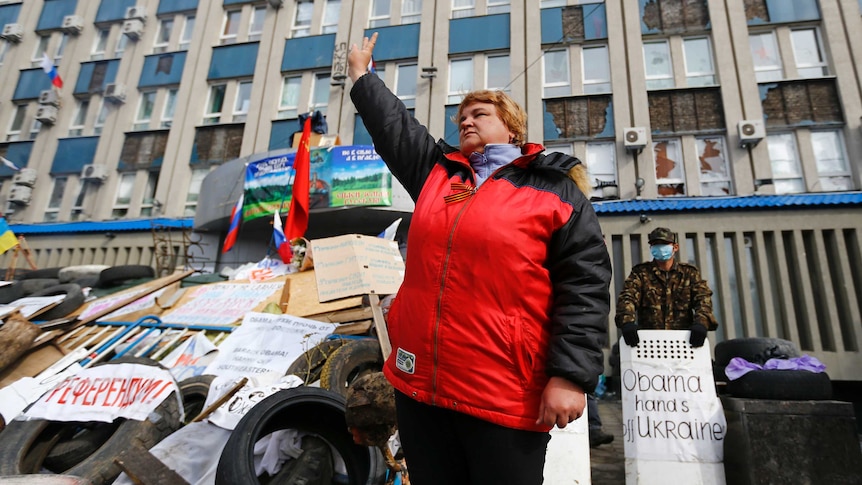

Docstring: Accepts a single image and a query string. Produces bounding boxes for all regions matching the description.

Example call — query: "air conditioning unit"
[81,163,109,182]
[268,0,284,8]
[39,89,60,107]
[0,23,23,43]
[122,19,144,40]
[737,119,765,147]
[125,6,147,21]
[623,127,648,151]
[104,83,127,104]
[36,106,59,125]
[11,168,37,187]
[8,185,32,205]
[61,15,84,35]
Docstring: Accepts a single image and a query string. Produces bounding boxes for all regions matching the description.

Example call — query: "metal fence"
[599,206,862,380]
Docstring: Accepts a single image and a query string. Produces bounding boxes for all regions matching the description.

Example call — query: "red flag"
[285,118,311,241]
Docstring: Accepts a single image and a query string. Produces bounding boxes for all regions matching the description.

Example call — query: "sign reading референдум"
[620,330,726,464]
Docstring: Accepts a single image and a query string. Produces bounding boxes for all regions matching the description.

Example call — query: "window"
[180,16,195,50]
[69,100,89,137]
[112,173,135,218]
[767,133,804,194]
[585,142,617,199]
[452,0,474,18]
[369,0,391,27]
[654,139,686,196]
[221,10,242,45]
[70,180,89,221]
[161,89,177,128]
[44,177,67,222]
[94,101,109,135]
[249,7,266,42]
[32,35,49,66]
[185,168,209,216]
[204,84,226,125]
[402,0,422,24]
[6,105,26,142]
[487,0,510,14]
[749,32,782,82]
[791,28,827,78]
[541,0,566,6]
[92,28,109,60]
[643,41,673,89]
[322,0,341,34]
[135,91,156,130]
[55,34,69,61]
[582,46,610,94]
[279,76,302,119]
[115,33,128,57]
[154,18,173,53]
[811,131,852,191]
[683,37,715,86]
[29,119,41,140]
[311,73,331,115]
[292,0,313,38]
[543,50,570,97]
[696,136,732,195]
[396,63,418,108]
[233,81,253,122]
[448,58,474,103]
[486,54,510,91]
[140,172,159,216]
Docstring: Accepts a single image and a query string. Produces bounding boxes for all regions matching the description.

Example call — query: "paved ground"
[589,399,625,484]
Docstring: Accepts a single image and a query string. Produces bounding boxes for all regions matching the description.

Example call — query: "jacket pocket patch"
[396,347,416,374]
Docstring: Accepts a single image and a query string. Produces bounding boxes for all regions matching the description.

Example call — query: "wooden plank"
[114,443,189,485]
[332,320,373,335]
[306,306,372,323]
[368,294,392,360]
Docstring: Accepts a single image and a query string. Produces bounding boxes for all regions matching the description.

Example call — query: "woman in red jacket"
[348,33,611,485]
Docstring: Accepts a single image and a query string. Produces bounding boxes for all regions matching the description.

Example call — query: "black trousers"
[394,391,551,485]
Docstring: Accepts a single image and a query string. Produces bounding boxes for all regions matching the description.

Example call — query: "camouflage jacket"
[614,260,718,330]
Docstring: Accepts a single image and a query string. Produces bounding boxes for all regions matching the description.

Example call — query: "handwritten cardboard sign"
[311,234,404,302]
[160,280,285,326]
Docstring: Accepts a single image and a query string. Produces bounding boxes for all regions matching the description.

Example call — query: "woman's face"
[458,102,515,156]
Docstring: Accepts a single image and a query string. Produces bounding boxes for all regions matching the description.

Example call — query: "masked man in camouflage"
[615,227,718,348]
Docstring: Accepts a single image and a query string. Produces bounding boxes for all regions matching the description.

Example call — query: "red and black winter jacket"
[351,73,611,432]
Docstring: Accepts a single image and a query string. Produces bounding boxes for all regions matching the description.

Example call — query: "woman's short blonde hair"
[454,90,527,146]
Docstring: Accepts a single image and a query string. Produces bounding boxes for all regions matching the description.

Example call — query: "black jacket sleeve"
[544,190,612,393]
[349,73,441,202]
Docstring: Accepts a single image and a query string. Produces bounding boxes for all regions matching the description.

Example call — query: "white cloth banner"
[621,330,726,463]
[205,375,304,431]
[161,332,220,381]
[22,363,180,423]
[203,312,334,381]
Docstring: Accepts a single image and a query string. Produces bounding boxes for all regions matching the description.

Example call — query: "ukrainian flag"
[0,218,18,254]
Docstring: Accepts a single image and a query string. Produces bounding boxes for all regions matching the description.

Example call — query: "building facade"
[1,0,861,380]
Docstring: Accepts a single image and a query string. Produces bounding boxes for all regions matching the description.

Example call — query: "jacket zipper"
[430,161,514,404]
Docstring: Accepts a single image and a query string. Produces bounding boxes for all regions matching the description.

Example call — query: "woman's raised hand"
[348,32,378,83]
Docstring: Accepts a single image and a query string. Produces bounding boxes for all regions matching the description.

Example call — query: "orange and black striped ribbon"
[443,182,476,204]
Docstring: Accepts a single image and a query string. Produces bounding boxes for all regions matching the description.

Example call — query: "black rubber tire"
[97,265,155,287]
[58,265,110,284]
[215,387,384,485]
[42,422,121,471]
[71,276,100,289]
[714,337,801,366]
[320,339,384,397]
[19,278,61,296]
[178,375,215,424]
[0,281,25,304]
[0,356,182,484]
[29,284,85,321]
[726,370,832,400]
[17,267,63,280]
[287,339,349,385]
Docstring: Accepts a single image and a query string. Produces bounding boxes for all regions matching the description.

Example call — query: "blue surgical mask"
[650,244,674,261]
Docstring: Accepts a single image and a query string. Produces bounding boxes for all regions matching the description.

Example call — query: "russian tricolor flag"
[272,211,293,264]
[222,194,243,253]
[40,53,63,89]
